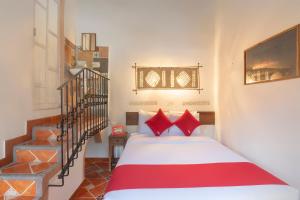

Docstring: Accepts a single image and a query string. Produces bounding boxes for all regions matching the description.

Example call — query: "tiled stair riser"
[15,149,59,164]
[34,129,60,142]
[13,143,61,164]
[0,179,37,197]
[0,160,60,199]
[32,127,73,142]
[0,126,65,199]
[33,127,77,148]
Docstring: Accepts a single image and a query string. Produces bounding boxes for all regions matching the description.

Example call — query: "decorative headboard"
[126,111,215,125]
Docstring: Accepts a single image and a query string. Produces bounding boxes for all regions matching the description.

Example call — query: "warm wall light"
[145,70,161,87]
[81,33,96,51]
[132,63,204,94]
[176,71,191,87]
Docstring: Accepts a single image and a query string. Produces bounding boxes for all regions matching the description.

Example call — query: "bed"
[104,111,299,200]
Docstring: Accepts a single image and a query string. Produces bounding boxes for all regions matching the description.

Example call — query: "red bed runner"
[105,162,287,193]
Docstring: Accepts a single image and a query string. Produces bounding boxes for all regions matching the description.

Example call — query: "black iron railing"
[49,68,109,187]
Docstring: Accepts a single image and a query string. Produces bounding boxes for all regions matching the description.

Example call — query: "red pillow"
[173,110,201,136]
[145,109,172,136]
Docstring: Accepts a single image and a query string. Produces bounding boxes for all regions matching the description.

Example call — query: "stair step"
[0,162,59,176]
[32,126,60,142]
[0,161,60,199]
[0,178,40,198]
[2,196,40,200]
[0,115,107,199]
[13,140,61,164]
[33,126,77,143]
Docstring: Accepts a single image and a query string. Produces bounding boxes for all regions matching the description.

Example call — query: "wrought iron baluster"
[50,68,109,187]
[65,84,70,176]
[75,77,79,159]
[79,73,82,151]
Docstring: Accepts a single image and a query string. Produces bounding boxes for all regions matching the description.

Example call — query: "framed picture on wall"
[244,25,300,85]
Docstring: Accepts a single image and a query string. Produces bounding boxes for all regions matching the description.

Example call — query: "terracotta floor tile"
[11,197,35,200]
[35,130,53,139]
[81,179,91,187]
[72,188,94,198]
[94,162,109,168]
[35,129,59,141]
[48,154,58,163]
[85,158,108,165]
[89,183,106,197]
[1,163,31,174]
[85,165,99,172]
[6,180,35,195]
[71,158,110,200]
[16,150,36,162]
[31,163,54,174]
[31,150,57,162]
[86,172,103,179]
[25,140,58,146]
[22,183,36,196]
[99,171,111,178]
[0,181,10,196]
[87,178,107,187]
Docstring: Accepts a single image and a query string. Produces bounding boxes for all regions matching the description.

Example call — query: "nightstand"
[108,133,128,171]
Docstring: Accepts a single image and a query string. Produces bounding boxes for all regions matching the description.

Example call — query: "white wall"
[70,1,300,193]
[85,130,109,158]
[0,0,59,158]
[216,0,300,191]
[64,0,78,44]
[75,0,217,124]
[48,144,86,200]
[74,0,217,157]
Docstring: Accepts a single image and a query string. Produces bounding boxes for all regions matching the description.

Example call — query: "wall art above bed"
[244,24,300,85]
[132,63,204,94]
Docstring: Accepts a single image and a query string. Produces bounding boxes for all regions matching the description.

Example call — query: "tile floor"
[1,162,56,175]
[0,179,37,197]
[15,149,58,163]
[70,158,111,200]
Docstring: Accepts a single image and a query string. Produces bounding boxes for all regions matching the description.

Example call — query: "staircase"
[0,126,62,199]
[0,69,109,199]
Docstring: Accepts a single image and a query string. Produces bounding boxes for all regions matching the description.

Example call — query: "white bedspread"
[104,134,299,200]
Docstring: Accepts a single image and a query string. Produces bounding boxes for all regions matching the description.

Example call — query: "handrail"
[50,67,109,187]
[58,68,110,90]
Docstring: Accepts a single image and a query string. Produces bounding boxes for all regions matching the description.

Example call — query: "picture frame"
[244,25,300,85]
[81,33,96,51]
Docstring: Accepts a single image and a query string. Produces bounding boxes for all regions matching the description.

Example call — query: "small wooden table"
[108,133,128,171]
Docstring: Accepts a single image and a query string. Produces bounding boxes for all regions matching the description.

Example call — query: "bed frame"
[126,111,215,125]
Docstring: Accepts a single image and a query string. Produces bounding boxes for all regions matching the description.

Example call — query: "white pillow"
[138,110,169,136]
[168,111,201,136]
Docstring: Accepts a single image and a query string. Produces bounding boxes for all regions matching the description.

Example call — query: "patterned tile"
[31,150,58,163]
[71,158,110,200]
[89,183,107,197]
[72,187,94,198]
[31,162,55,174]
[23,140,59,146]
[1,163,31,174]
[0,180,36,197]
[85,159,109,179]
[16,150,58,163]
[0,125,66,199]
[11,196,35,200]
[15,150,36,163]
[0,181,10,196]
[1,162,56,175]
[34,129,60,142]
